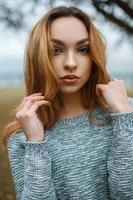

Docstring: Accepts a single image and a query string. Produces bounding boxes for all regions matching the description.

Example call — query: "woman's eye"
[52,47,63,55]
[78,47,90,54]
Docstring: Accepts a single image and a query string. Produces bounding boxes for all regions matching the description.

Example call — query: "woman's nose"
[64,52,77,70]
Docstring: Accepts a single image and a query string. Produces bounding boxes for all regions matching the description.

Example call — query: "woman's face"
[50,16,92,94]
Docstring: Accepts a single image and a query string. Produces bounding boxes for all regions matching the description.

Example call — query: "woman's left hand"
[96,79,132,113]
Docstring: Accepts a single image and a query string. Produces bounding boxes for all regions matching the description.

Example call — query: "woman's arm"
[107,97,133,199]
[7,131,57,200]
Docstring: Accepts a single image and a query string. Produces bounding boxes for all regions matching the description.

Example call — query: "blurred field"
[0,87,23,200]
[0,87,133,200]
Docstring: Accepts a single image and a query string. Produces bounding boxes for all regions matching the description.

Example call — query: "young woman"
[2,6,133,200]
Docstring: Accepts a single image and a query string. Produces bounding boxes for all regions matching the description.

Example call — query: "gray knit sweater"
[7,97,133,200]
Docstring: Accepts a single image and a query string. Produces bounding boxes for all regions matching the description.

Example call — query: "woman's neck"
[58,90,89,120]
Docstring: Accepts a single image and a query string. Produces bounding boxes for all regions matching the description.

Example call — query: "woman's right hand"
[16,93,51,142]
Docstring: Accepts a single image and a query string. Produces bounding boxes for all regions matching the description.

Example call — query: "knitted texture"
[7,97,133,200]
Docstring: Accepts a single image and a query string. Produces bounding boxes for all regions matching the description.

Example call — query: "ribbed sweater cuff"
[110,111,133,130]
[24,140,48,157]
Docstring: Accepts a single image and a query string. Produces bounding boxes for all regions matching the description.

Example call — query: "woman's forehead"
[50,17,89,45]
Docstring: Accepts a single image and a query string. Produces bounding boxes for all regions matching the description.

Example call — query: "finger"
[24,93,43,101]
[19,93,43,109]
[28,100,51,114]
[29,96,45,102]
[22,96,49,111]
[17,100,50,119]
[96,84,106,97]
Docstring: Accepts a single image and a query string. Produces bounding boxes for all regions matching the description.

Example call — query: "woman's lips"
[60,78,80,84]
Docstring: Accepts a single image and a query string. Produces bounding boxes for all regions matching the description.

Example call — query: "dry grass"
[0,87,23,200]
[0,87,132,200]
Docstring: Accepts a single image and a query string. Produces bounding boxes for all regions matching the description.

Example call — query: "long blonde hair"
[1,6,111,148]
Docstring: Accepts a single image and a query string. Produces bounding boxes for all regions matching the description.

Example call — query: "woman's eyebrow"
[51,38,89,46]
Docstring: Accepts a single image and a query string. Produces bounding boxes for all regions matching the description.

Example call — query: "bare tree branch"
[91,0,133,36]
[109,0,133,18]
